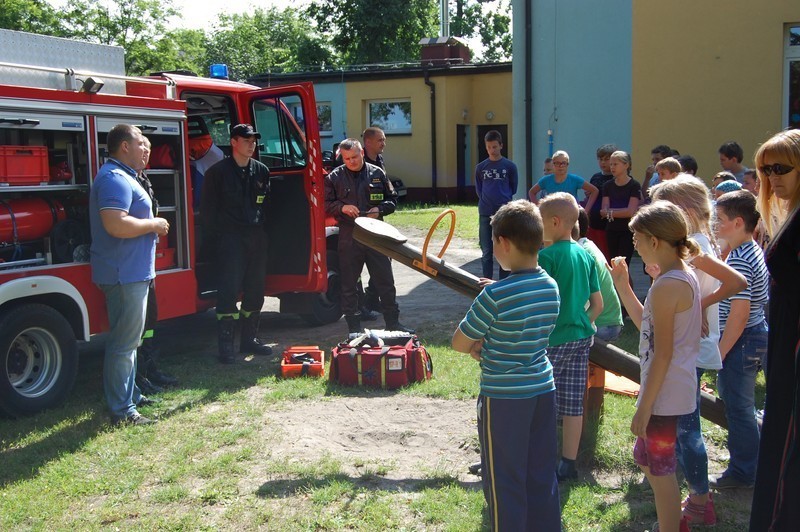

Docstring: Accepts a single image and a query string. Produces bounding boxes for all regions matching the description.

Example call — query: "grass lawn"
[0,204,762,530]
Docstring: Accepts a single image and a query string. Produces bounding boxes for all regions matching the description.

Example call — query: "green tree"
[206,7,335,81]
[0,0,63,34]
[152,29,210,76]
[450,0,511,62]
[60,0,179,74]
[476,0,511,62]
[306,0,438,65]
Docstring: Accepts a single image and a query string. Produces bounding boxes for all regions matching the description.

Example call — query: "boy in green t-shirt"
[539,193,603,481]
[574,208,623,341]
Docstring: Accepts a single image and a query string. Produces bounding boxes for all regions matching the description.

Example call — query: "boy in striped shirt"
[452,199,561,531]
[713,190,770,489]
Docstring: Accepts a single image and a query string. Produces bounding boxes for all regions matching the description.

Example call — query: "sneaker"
[468,462,482,476]
[682,494,716,526]
[710,474,753,489]
[556,459,578,482]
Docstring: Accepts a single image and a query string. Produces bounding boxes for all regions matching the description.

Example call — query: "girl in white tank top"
[609,200,703,532]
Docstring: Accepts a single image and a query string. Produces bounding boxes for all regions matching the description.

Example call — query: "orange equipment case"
[281,345,325,378]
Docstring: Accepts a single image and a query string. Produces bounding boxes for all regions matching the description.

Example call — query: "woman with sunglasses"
[750,129,800,531]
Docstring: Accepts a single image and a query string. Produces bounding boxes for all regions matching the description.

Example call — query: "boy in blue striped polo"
[452,199,561,531]
[712,190,770,489]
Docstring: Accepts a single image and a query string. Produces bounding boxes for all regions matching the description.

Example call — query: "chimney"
[419,36,472,65]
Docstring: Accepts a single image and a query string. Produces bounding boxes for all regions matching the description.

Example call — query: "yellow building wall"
[344,71,512,197]
[632,1,797,183]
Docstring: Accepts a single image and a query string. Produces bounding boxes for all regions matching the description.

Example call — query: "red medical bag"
[329,333,432,389]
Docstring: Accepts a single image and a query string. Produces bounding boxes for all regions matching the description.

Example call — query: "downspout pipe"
[424,67,438,202]
[525,0,534,192]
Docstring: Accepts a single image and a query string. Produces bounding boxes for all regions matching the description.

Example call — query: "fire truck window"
[252,96,308,169]
[182,93,236,150]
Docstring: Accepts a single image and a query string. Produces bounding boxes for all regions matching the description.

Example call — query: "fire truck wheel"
[302,250,343,326]
[0,303,78,418]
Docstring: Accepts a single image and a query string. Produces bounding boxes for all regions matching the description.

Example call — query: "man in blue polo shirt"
[90,124,170,426]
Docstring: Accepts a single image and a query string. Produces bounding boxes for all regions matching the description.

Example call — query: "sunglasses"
[759,163,795,176]
[553,161,569,167]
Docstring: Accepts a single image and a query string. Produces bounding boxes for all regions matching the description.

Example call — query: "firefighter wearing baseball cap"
[324,137,414,334]
[200,124,273,363]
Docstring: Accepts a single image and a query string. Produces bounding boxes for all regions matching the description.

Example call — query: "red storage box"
[0,146,50,185]
[281,346,325,378]
[155,247,176,270]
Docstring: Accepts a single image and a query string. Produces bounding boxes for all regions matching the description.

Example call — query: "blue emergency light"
[209,64,229,80]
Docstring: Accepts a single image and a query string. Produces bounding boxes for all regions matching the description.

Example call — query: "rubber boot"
[345,313,363,334]
[239,312,273,356]
[136,340,163,394]
[357,280,379,321]
[384,311,415,334]
[140,337,178,386]
[218,316,237,364]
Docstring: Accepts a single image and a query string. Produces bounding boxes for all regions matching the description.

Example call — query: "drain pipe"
[525,0,534,191]
[424,67,438,202]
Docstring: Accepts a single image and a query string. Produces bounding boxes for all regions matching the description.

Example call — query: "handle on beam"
[413,209,456,276]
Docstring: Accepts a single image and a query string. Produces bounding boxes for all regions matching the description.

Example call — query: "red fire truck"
[0,30,341,416]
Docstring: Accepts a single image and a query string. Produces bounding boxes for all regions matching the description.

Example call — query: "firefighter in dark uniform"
[200,124,273,364]
[134,137,178,394]
[324,137,414,334]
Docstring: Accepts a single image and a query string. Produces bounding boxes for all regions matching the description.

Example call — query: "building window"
[785,24,800,129]
[317,103,332,137]
[368,100,412,135]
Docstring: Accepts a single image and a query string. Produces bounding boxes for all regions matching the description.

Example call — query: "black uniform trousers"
[143,278,157,334]
[215,227,268,316]
[338,230,398,316]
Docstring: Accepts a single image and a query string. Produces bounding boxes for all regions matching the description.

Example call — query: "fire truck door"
[242,84,326,295]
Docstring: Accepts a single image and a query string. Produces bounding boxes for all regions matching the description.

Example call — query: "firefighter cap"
[230,123,261,139]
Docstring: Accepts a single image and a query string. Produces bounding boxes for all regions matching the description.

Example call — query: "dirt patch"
[268,396,479,483]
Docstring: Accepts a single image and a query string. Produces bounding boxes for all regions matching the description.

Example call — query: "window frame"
[366,99,412,136]
[783,23,800,130]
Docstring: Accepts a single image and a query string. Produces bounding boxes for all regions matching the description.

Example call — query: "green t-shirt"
[578,237,623,328]
[539,240,601,346]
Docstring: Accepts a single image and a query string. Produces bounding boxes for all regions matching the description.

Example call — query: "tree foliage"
[306,0,438,65]
[451,0,512,62]
[0,0,63,34]
[1,0,509,81]
[206,7,335,81]
[59,0,179,74]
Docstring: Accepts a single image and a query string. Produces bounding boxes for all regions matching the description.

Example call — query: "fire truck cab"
[0,30,341,416]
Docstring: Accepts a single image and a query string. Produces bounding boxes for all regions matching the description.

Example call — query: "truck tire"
[301,250,343,326]
[0,303,78,417]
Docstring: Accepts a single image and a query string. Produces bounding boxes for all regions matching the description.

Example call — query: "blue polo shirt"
[89,159,156,285]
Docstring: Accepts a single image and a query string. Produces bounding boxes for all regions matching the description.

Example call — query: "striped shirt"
[458,268,560,399]
[719,239,770,330]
